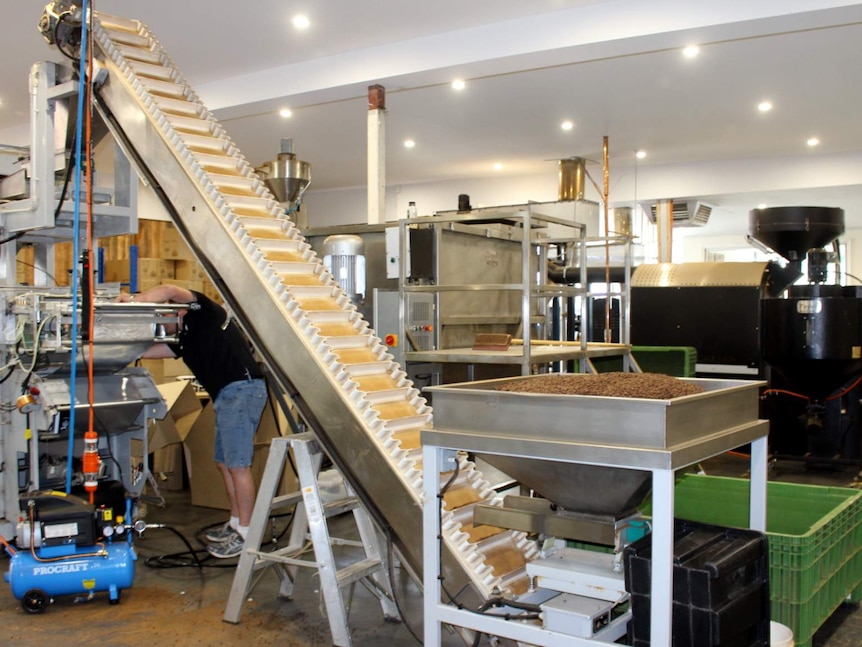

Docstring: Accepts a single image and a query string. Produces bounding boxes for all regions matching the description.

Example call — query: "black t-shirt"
[167,291,262,399]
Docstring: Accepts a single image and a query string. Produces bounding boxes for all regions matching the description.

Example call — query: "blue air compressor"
[3,490,136,613]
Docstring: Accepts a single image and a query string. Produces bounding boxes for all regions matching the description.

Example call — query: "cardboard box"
[137,277,204,294]
[153,443,185,491]
[137,358,193,384]
[104,258,175,283]
[174,259,209,282]
[161,223,197,261]
[185,397,298,510]
[148,380,203,453]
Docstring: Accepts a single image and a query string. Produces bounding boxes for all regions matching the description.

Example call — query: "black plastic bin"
[623,520,770,647]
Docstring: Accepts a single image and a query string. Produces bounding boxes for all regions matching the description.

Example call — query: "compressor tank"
[5,541,136,611]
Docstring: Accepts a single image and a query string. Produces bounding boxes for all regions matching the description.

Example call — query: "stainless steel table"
[407,342,633,378]
[421,419,769,646]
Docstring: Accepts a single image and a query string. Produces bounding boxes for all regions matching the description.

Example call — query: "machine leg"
[650,468,675,647]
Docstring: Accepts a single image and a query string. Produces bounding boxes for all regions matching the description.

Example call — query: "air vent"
[646,201,714,227]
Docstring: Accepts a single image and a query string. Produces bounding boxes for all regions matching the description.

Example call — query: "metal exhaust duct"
[645,200,714,227]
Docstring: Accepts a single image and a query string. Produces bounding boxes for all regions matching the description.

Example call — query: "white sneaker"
[205,522,237,543]
[207,534,244,559]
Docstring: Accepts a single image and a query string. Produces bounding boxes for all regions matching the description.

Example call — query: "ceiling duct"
[645,201,714,227]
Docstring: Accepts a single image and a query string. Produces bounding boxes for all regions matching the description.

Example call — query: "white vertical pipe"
[367,85,386,225]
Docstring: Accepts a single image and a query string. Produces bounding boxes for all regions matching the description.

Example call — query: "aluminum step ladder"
[223,432,400,646]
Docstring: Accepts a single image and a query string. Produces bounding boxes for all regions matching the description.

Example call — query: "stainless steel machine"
[0,7,178,540]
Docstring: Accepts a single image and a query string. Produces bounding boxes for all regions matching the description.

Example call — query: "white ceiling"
[1,1,861,236]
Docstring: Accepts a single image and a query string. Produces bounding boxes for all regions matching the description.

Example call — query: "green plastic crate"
[590,345,697,377]
[643,475,862,647]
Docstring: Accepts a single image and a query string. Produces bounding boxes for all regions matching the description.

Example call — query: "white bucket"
[770,621,794,647]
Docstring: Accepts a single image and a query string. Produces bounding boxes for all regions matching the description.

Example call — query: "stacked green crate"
[644,475,862,647]
[590,346,697,377]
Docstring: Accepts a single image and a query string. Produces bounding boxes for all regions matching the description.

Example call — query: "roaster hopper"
[425,376,763,517]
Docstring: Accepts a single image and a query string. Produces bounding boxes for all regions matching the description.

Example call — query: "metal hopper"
[426,375,763,518]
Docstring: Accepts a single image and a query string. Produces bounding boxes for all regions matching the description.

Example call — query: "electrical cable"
[826,376,862,401]
[434,455,544,641]
[53,11,81,62]
[66,0,91,494]
[0,364,16,385]
[13,260,58,285]
[263,383,298,478]
[82,1,100,507]
[762,388,809,402]
[142,514,298,571]
[0,232,24,247]
[142,525,219,570]
[385,525,423,645]
[0,531,16,555]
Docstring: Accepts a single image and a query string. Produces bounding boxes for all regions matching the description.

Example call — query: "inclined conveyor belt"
[87,11,536,602]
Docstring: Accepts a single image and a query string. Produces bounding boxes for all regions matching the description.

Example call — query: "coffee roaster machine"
[754,206,862,462]
[632,206,861,463]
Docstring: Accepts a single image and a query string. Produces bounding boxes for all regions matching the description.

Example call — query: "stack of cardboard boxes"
[102,224,223,304]
[143,374,297,509]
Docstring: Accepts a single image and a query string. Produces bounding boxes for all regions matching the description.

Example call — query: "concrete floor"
[0,456,860,646]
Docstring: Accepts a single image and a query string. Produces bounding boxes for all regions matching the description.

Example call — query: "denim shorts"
[213,378,267,468]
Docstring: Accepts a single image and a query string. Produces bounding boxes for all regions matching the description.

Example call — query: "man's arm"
[115,284,192,361]
[116,284,196,305]
[141,342,177,359]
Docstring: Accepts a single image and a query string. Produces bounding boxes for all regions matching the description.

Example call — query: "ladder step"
[322,496,359,517]
[248,545,316,564]
[336,558,383,587]
[271,491,302,510]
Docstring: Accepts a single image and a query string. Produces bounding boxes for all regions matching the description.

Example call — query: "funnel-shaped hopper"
[476,454,651,517]
[256,138,311,206]
[260,157,311,204]
[748,206,844,262]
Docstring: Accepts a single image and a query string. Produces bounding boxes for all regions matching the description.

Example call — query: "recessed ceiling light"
[682,45,700,59]
[279,108,292,118]
[404,139,416,149]
[561,120,574,131]
[758,203,768,209]
[807,137,820,147]
[493,163,503,171]
[292,14,310,30]
[635,150,647,159]
[451,79,466,91]
[757,101,773,113]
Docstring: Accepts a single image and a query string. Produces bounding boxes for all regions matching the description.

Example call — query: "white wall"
[303,172,560,227]
[301,151,862,278]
